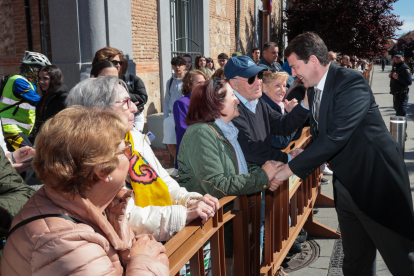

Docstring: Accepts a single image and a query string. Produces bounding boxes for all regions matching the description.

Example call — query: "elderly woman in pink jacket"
[1,107,169,276]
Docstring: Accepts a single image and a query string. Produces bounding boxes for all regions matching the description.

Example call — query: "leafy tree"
[389,36,414,58]
[284,0,403,59]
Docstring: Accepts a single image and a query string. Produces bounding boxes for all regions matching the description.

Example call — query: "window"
[170,0,203,59]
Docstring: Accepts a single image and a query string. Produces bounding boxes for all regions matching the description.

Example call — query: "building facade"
[0,0,284,123]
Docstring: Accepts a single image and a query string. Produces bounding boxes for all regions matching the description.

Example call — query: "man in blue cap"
[225,55,309,165]
[389,51,412,122]
[224,55,310,255]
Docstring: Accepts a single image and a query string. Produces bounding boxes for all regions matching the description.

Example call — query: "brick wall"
[130,0,162,118]
[0,0,42,77]
[271,0,283,53]
[209,0,236,69]
[239,0,256,56]
[209,0,283,68]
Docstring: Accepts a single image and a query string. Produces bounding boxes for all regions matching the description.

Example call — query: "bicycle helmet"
[20,51,51,67]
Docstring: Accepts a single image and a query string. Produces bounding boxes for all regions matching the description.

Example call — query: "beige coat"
[0,186,169,276]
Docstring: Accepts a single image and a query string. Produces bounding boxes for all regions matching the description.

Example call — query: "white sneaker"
[171,169,179,176]
[321,164,333,175]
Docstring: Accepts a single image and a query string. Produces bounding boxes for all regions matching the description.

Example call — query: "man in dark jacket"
[225,56,309,166]
[0,148,35,261]
[258,42,294,87]
[277,32,414,276]
[389,52,412,120]
[225,56,310,255]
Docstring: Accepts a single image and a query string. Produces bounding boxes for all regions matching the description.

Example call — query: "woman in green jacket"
[177,78,284,199]
[177,78,284,259]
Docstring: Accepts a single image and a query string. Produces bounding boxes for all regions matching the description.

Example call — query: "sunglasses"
[239,71,264,85]
[115,141,133,160]
[111,60,124,66]
[113,97,133,109]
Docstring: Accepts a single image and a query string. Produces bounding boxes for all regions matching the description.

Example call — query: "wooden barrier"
[260,127,340,275]
[165,127,340,275]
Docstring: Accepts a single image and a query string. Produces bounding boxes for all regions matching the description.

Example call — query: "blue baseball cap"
[224,56,266,80]
[395,51,404,58]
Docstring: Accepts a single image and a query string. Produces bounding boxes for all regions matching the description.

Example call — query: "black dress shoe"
[289,240,303,254]
[321,178,329,185]
[313,208,319,215]
[296,228,308,243]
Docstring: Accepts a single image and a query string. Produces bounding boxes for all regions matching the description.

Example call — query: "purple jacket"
[173,93,191,169]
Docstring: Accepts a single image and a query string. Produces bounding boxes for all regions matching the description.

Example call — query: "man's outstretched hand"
[273,164,294,186]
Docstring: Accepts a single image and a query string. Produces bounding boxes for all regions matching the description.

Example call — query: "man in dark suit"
[274,33,414,275]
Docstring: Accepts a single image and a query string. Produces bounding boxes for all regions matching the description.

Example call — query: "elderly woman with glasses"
[66,76,219,242]
[1,106,169,275]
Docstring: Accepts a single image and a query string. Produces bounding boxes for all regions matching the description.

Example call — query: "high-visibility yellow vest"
[0,75,37,136]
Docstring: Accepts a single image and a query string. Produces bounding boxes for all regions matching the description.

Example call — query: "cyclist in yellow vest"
[0,51,50,150]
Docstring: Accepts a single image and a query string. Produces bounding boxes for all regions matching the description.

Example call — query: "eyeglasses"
[115,141,133,160]
[113,97,133,109]
[111,60,124,66]
[207,61,213,63]
[237,71,264,85]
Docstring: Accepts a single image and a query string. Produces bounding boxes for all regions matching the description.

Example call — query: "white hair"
[66,76,128,109]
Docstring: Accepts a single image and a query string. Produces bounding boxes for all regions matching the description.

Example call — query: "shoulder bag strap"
[7,214,83,238]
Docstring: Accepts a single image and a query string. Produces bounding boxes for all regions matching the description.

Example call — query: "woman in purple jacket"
[173,70,207,172]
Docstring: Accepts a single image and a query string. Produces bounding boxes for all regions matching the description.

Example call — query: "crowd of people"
[1,32,413,276]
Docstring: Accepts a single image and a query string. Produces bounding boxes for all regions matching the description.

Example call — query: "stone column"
[202,0,209,57]
[158,0,172,111]
[48,0,134,89]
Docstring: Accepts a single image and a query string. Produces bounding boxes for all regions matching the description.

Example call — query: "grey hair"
[66,76,128,109]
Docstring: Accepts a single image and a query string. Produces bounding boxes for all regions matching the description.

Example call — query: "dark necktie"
[311,88,322,139]
[313,88,322,123]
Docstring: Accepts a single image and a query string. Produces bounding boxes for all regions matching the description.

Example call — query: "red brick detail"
[152,148,174,167]
[0,0,44,76]
[130,0,160,74]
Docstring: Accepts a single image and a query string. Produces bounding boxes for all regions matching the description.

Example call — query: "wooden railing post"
[264,189,274,266]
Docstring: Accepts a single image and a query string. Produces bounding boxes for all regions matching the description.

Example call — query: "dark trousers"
[334,180,414,276]
[393,93,409,117]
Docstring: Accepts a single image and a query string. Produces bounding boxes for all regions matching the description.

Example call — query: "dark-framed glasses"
[111,60,124,66]
[115,141,133,160]
[113,97,133,109]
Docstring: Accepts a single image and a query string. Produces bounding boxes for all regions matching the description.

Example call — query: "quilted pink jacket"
[0,186,169,276]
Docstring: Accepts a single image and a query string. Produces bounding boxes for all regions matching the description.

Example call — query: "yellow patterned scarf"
[125,132,172,207]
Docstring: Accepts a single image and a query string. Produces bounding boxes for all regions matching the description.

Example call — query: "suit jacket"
[289,63,414,240]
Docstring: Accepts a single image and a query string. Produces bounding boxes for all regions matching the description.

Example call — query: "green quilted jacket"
[177,122,269,199]
[0,149,35,261]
